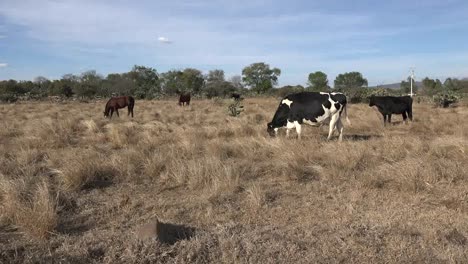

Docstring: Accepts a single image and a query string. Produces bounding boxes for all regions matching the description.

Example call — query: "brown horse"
[104,96,135,118]
[176,91,191,106]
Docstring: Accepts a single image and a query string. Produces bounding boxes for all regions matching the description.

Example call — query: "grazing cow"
[267,92,350,141]
[176,91,191,106]
[104,96,135,119]
[369,96,413,125]
[231,93,242,101]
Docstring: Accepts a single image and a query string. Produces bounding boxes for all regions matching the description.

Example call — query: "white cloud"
[0,63,8,67]
[158,37,172,44]
[0,35,6,39]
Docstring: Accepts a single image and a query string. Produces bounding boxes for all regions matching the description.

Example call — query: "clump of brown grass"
[36,117,83,147]
[0,177,58,239]
[105,122,139,148]
[50,151,116,191]
[166,157,240,193]
[246,184,265,209]
[82,119,100,133]
[140,152,167,179]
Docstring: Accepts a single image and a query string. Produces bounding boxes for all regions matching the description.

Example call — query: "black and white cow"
[267,92,350,141]
[368,95,413,126]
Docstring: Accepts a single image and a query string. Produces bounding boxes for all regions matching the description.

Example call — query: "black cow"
[176,90,191,106]
[369,96,413,125]
[231,93,242,101]
[267,92,350,141]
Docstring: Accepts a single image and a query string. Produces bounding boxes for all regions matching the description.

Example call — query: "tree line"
[1,62,467,102]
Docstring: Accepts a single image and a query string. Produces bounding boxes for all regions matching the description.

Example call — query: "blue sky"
[1,0,468,86]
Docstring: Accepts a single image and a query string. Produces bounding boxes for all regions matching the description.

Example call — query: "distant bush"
[368,88,391,97]
[433,91,461,108]
[275,85,305,98]
[343,87,371,103]
[212,97,225,106]
[0,94,18,103]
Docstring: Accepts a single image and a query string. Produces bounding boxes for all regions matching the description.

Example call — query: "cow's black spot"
[322,100,331,109]
[335,103,341,111]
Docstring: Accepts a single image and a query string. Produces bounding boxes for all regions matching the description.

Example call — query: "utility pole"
[409,67,415,97]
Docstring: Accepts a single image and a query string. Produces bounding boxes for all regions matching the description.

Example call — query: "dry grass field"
[1,97,468,263]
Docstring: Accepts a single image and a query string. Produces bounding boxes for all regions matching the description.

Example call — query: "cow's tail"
[343,104,351,125]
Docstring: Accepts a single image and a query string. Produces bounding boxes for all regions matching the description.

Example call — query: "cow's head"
[267,122,276,137]
[368,96,375,107]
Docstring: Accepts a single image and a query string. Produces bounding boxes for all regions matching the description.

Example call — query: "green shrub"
[0,94,18,103]
[228,100,244,117]
[433,91,461,108]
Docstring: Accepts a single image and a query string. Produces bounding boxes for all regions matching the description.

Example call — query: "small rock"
[135,218,195,244]
[135,218,160,241]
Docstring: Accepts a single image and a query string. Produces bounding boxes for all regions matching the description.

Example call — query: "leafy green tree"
[307,71,329,92]
[0,80,24,101]
[276,85,305,98]
[422,77,436,89]
[203,69,236,98]
[75,70,103,98]
[206,69,225,83]
[60,74,79,97]
[400,77,418,94]
[32,76,51,97]
[334,72,368,103]
[204,81,237,98]
[128,65,160,99]
[161,70,184,95]
[0,80,27,95]
[422,77,442,96]
[103,73,136,97]
[242,62,281,94]
[334,72,368,90]
[18,81,35,95]
[181,68,204,94]
[48,80,65,96]
[444,78,462,92]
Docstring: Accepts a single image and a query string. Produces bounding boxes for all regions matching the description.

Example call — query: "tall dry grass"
[0,177,57,239]
[0,98,467,262]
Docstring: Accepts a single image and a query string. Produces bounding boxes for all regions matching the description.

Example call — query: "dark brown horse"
[176,91,191,106]
[104,96,135,118]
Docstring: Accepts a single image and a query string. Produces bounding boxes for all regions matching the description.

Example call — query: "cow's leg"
[286,121,295,139]
[110,108,114,118]
[294,121,302,140]
[115,108,120,117]
[388,114,392,124]
[382,113,387,126]
[408,110,413,121]
[402,112,408,124]
[327,114,339,140]
[336,118,344,142]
